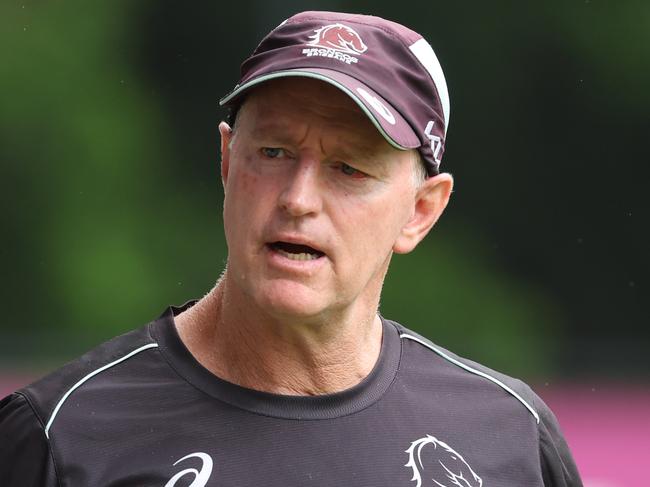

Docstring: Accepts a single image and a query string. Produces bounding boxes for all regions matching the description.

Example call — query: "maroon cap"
[219,11,450,175]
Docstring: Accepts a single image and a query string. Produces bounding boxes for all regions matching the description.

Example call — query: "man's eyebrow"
[246,120,295,142]
[335,141,385,160]
[333,134,397,170]
[244,118,391,166]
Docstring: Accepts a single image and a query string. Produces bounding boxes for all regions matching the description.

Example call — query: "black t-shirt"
[0,303,583,486]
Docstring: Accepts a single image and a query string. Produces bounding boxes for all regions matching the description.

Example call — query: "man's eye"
[340,163,366,178]
[261,147,285,158]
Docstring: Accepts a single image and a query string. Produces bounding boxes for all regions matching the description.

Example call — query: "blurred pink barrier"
[0,374,34,399]
[540,384,650,487]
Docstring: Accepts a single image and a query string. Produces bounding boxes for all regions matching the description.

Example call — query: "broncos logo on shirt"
[306,23,368,55]
[405,435,483,487]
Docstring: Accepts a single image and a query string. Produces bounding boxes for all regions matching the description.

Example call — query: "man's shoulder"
[387,319,582,485]
[16,316,161,435]
[388,319,545,425]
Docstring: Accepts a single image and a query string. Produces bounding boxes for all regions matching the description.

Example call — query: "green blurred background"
[1,0,648,382]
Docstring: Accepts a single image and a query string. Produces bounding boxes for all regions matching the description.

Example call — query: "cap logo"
[302,23,367,64]
[356,87,396,125]
[424,121,443,166]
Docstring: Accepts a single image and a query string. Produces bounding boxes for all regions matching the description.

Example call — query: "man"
[0,11,582,486]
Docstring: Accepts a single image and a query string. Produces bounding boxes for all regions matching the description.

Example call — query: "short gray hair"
[412,151,428,188]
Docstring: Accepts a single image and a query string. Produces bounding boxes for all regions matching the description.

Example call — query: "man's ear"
[393,173,453,254]
[218,121,233,186]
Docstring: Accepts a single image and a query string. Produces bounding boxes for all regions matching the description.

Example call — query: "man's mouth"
[268,242,325,261]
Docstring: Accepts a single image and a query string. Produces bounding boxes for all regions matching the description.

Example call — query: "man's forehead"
[237,79,390,152]
[249,78,367,119]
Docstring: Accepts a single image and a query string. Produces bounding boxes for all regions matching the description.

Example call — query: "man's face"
[220,78,432,323]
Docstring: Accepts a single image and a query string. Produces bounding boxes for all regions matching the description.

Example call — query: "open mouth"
[268,241,325,261]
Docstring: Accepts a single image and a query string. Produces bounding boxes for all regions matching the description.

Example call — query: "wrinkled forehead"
[234,78,391,153]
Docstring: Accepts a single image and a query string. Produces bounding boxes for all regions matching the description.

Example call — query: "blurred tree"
[1,1,647,380]
[0,1,226,351]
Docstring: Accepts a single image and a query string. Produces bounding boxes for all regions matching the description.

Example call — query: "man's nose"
[278,157,323,217]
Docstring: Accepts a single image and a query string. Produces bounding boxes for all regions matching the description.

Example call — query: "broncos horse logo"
[405,435,483,487]
[306,23,368,54]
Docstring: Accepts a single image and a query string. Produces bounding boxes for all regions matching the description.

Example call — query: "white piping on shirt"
[400,333,540,424]
[44,342,159,438]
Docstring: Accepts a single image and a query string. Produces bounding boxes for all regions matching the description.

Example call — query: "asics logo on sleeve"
[165,452,213,487]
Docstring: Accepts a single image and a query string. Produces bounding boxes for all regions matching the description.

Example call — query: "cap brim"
[219,68,421,150]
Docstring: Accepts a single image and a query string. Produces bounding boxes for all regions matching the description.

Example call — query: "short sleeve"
[536,396,583,487]
[0,393,59,486]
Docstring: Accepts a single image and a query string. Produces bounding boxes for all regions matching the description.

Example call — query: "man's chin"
[253,282,334,324]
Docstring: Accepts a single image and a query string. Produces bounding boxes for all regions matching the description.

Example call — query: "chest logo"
[405,435,482,487]
[165,452,213,487]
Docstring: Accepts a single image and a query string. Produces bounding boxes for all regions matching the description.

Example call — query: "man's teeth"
[276,248,320,261]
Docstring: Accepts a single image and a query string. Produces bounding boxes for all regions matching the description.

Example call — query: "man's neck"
[174,278,383,396]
